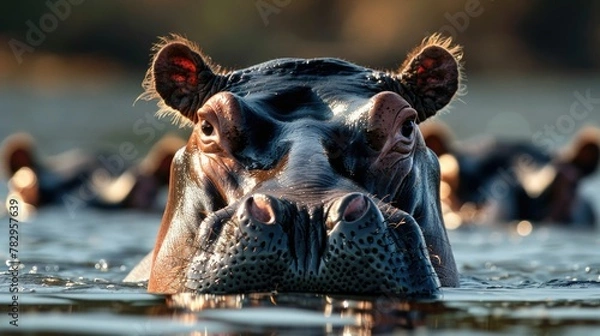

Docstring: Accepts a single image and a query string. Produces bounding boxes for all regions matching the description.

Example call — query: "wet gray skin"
[126,35,462,298]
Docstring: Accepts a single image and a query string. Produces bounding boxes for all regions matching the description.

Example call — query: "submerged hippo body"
[127,35,463,296]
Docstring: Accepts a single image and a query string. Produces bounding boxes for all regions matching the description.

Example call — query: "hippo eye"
[400,119,415,138]
[201,119,214,136]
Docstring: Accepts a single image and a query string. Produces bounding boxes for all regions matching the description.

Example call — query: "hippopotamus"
[87,134,185,210]
[1,133,184,211]
[2,132,96,207]
[125,34,462,297]
[421,122,600,228]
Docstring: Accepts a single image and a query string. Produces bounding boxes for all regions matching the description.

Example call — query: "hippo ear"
[396,35,463,123]
[140,37,225,126]
[566,127,600,177]
[420,121,453,157]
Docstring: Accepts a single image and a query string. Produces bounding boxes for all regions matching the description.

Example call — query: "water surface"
[1,206,599,335]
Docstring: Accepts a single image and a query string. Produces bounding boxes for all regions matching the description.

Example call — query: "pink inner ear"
[171,56,197,73]
[417,58,435,74]
[169,56,198,85]
[170,74,186,83]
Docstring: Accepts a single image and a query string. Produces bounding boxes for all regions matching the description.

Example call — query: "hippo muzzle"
[185,191,439,296]
[126,34,463,297]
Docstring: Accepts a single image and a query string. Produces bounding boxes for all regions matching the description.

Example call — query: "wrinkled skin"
[126,35,463,297]
[422,122,600,227]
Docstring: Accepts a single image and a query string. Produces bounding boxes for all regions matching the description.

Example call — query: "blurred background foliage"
[1,0,599,80]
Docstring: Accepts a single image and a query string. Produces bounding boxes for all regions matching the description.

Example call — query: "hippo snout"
[184,192,441,297]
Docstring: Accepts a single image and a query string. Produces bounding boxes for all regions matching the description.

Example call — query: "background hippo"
[1,133,184,212]
[126,34,462,297]
[421,122,600,228]
[2,132,97,207]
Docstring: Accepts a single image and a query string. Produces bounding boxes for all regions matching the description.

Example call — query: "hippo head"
[138,35,462,297]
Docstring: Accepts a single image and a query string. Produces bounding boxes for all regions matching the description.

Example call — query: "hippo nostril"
[342,194,368,222]
[327,192,372,229]
[248,194,275,224]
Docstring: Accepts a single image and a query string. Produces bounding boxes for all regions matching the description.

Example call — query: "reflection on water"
[0,293,429,334]
[167,293,433,334]
[1,290,600,335]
